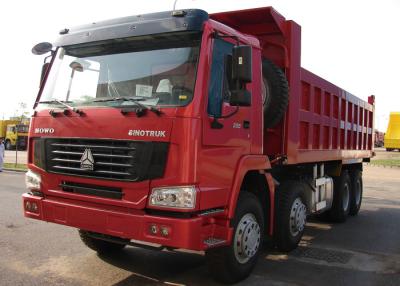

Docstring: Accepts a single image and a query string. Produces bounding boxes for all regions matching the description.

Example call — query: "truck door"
[202,38,251,152]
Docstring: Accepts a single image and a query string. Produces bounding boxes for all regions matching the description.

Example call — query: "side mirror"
[229,45,252,106]
[232,45,252,83]
[70,61,84,72]
[32,42,53,55]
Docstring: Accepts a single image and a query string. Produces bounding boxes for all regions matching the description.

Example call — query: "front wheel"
[205,192,264,284]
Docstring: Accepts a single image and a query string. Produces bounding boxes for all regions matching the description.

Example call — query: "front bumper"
[22,193,231,251]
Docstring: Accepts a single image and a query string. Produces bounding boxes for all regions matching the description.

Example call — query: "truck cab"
[26,8,266,273]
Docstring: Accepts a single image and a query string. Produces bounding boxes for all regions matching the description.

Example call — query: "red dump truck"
[24,7,374,283]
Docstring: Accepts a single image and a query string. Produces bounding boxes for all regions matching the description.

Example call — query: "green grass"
[3,163,27,171]
[370,159,400,167]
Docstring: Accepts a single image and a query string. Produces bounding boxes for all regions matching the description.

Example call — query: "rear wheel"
[328,171,351,222]
[275,181,307,252]
[205,192,264,284]
[79,230,126,254]
[349,170,363,216]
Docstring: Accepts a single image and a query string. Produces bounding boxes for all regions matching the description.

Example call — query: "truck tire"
[349,170,363,216]
[274,181,307,252]
[78,230,126,254]
[205,192,264,284]
[328,171,351,222]
[262,59,289,128]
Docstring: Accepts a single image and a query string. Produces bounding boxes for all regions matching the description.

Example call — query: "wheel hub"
[233,213,261,264]
[290,198,307,237]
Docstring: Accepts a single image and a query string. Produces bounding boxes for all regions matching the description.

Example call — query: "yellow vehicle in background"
[0,120,29,150]
[385,112,400,151]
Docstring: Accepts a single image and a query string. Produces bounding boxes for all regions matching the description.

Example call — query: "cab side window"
[207,38,234,117]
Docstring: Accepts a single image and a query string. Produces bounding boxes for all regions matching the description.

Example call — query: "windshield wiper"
[92,96,144,103]
[93,96,162,117]
[38,100,84,116]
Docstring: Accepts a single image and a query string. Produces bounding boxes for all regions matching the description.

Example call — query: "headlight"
[25,170,41,190]
[149,186,197,209]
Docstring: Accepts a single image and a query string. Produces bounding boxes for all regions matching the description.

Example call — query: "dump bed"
[284,69,374,164]
[211,7,374,165]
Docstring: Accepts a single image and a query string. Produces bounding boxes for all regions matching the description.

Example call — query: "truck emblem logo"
[128,129,166,137]
[80,148,94,170]
[34,128,55,134]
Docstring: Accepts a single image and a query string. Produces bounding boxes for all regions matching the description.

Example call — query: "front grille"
[44,138,169,182]
[60,181,123,199]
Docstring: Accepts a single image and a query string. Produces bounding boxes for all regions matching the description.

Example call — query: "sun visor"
[55,9,209,47]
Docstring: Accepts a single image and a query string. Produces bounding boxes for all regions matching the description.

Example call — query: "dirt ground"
[372,147,400,160]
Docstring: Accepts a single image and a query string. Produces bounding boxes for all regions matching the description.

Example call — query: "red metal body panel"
[290,69,374,163]
[22,193,229,250]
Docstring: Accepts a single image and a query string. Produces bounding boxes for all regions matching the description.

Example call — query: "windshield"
[39,32,201,108]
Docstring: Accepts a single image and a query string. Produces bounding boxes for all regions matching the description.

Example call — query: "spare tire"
[262,59,289,128]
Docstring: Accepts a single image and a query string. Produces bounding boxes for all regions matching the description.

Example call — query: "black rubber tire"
[205,192,264,284]
[349,170,363,216]
[262,59,289,128]
[78,230,126,254]
[274,181,307,252]
[327,171,351,222]
[386,148,393,152]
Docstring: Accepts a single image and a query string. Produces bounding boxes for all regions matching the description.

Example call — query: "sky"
[0,0,399,131]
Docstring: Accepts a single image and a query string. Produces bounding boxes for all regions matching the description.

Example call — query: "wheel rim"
[262,77,272,107]
[290,198,307,237]
[343,183,350,212]
[233,213,261,264]
[355,180,362,206]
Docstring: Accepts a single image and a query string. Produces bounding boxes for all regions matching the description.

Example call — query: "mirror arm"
[43,52,54,64]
